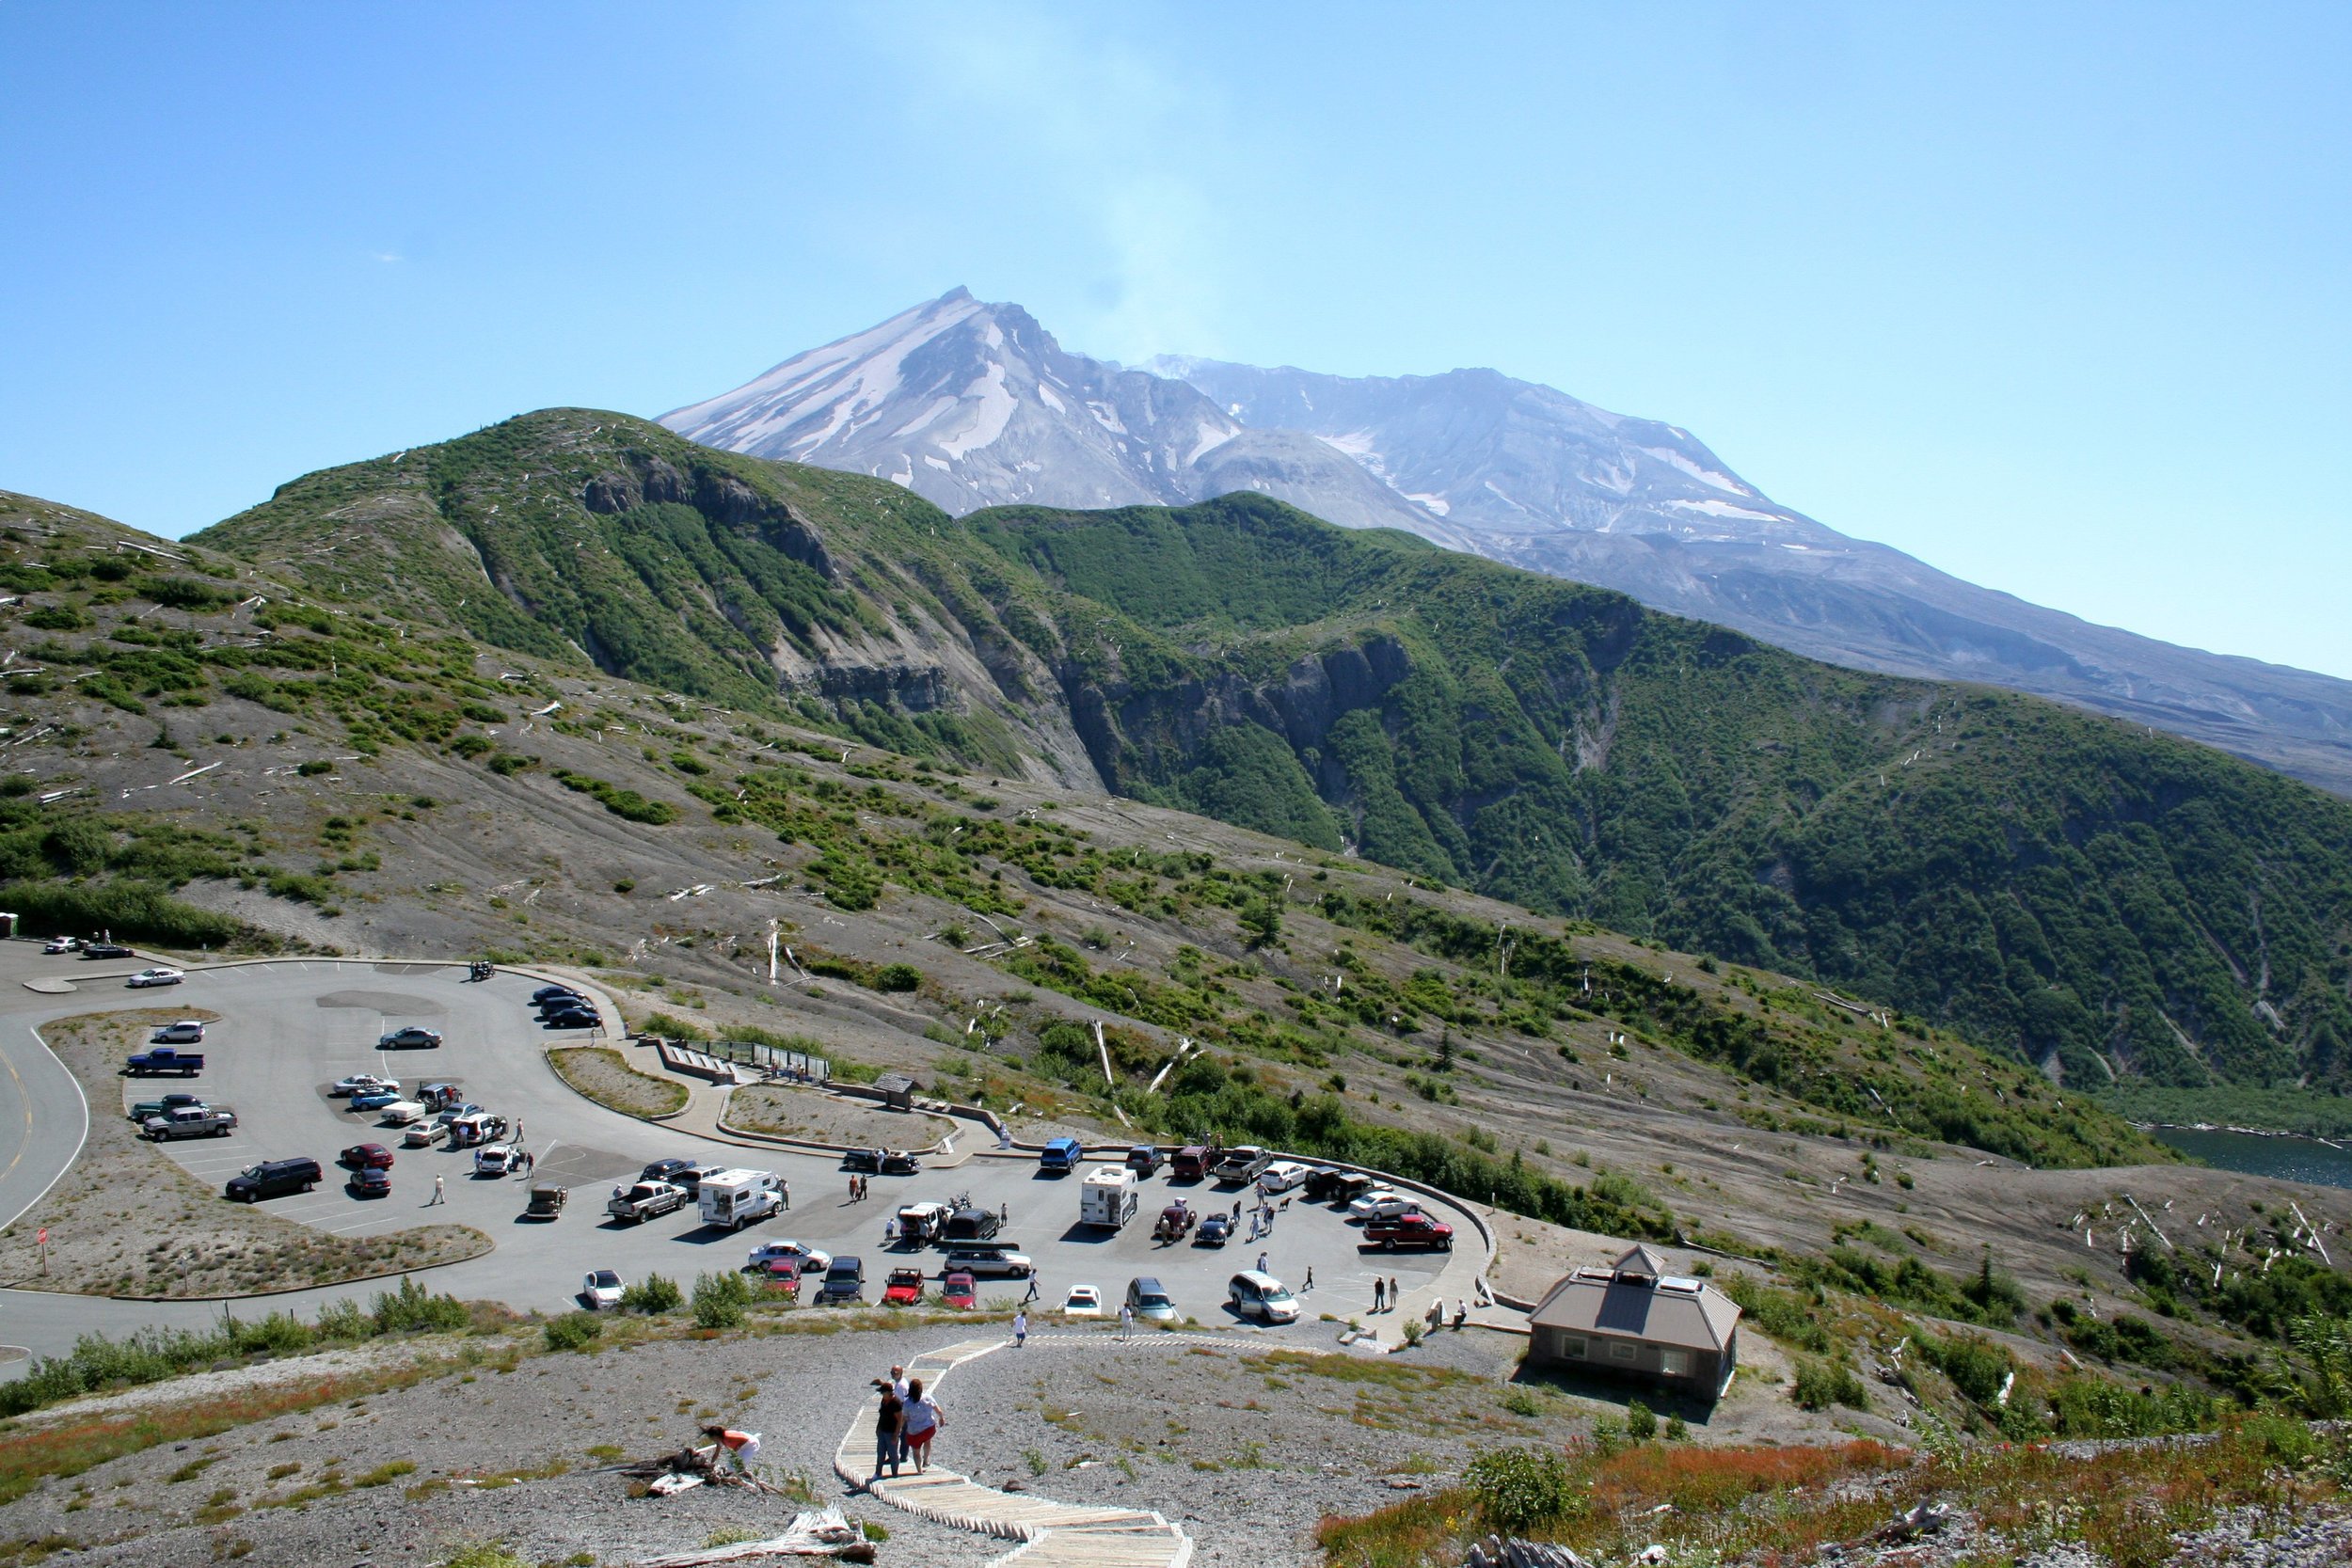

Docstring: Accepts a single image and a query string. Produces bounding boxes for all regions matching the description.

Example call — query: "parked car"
[745,1240,831,1275]
[347,1166,391,1197]
[130,1090,205,1122]
[532,985,584,1004]
[606,1180,687,1224]
[542,1007,597,1029]
[150,1021,205,1044]
[894,1200,951,1246]
[941,1207,1001,1243]
[1228,1271,1300,1324]
[879,1149,922,1176]
[1123,1145,1161,1177]
[581,1269,624,1310]
[377,1026,442,1051]
[332,1073,399,1098]
[817,1257,866,1304]
[143,1105,237,1140]
[474,1143,517,1177]
[402,1121,446,1148]
[1196,1212,1233,1246]
[227,1157,322,1202]
[127,968,184,989]
[840,1148,882,1173]
[418,1083,463,1111]
[434,1102,488,1127]
[1125,1276,1178,1322]
[1210,1146,1274,1185]
[350,1088,404,1112]
[1257,1161,1313,1195]
[939,1271,978,1310]
[1171,1145,1213,1181]
[83,942,134,959]
[1038,1135,1083,1174]
[639,1157,696,1186]
[42,936,79,954]
[123,1045,203,1076]
[1062,1284,1104,1318]
[339,1142,395,1170]
[1349,1190,1422,1223]
[943,1243,1033,1279]
[882,1267,927,1307]
[1301,1168,1358,1203]
[756,1259,803,1295]
[525,1184,566,1219]
[1364,1212,1455,1251]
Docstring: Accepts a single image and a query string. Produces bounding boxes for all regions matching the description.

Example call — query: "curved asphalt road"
[0,946,1483,1368]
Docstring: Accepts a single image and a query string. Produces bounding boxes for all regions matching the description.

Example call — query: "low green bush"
[542,1312,603,1352]
[1465,1446,1582,1533]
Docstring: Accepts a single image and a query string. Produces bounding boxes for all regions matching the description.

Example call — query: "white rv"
[698,1168,785,1231]
[1078,1164,1140,1229]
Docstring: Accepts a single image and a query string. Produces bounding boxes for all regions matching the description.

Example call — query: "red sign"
[36,1227,47,1245]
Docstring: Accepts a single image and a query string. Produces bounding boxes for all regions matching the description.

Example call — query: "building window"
[1660,1349,1691,1377]
[1556,1336,1587,1359]
[1608,1341,1638,1362]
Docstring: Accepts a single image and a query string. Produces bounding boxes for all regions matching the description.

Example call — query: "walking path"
[831,1336,1193,1568]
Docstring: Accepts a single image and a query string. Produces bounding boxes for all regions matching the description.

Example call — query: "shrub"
[621,1274,683,1314]
[692,1271,753,1330]
[873,962,922,992]
[1465,1446,1581,1533]
[542,1312,603,1352]
[1790,1358,1870,1412]
[1624,1399,1657,1442]
[1924,1333,2009,1405]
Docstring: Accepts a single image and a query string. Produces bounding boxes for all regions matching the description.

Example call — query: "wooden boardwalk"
[831,1338,1193,1568]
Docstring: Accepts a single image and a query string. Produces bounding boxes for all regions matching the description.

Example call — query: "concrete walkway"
[832,1337,1193,1568]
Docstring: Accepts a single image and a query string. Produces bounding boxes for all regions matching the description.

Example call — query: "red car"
[882,1267,926,1307]
[1363,1212,1454,1251]
[940,1271,977,1309]
[758,1259,803,1296]
[340,1143,395,1171]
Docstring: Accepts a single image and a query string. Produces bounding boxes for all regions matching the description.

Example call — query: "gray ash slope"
[664,290,2352,796]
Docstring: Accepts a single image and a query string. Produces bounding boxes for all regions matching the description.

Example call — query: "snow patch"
[1317,430,1378,458]
[935,361,1018,460]
[1639,446,1750,495]
[892,397,957,438]
[1667,499,1786,523]
[922,454,952,471]
[1185,421,1236,465]
[661,293,983,451]
[1036,382,1067,414]
[1404,492,1452,516]
[1086,402,1127,435]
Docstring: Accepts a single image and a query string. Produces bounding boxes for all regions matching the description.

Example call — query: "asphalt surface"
[0,947,1477,1365]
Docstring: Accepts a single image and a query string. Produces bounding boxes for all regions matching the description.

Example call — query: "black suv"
[942,1206,1001,1243]
[227,1157,323,1202]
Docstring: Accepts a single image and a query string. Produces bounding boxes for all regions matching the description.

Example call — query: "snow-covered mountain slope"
[663,292,2352,796]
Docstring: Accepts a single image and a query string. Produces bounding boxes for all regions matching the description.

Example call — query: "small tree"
[1464,1447,1582,1533]
[1624,1399,1657,1442]
[692,1270,752,1330]
[1239,898,1282,949]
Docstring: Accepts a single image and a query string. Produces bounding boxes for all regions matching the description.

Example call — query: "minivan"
[1171,1146,1212,1181]
[818,1256,866,1304]
[227,1157,323,1202]
[1228,1271,1300,1324]
[1125,1275,1178,1322]
[1124,1145,1161,1177]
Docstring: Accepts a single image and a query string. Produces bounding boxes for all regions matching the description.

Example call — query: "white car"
[1062,1284,1104,1318]
[745,1240,830,1274]
[1348,1190,1422,1223]
[581,1269,624,1310]
[151,1021,206,1044]
[475,1142,516,1176]
[127,968,184,989]
[1257,1161,1313,1195]
[332,1073,399,1098]
[41,936,78,954]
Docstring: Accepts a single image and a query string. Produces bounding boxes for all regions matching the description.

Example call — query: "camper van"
[1078,1165,1140,1229]
[698,1168,785,1231]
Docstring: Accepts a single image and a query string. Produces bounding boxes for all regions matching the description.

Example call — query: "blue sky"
[3,3,2348,676]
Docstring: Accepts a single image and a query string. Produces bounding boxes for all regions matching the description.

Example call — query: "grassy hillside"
[183,412,2352,1103]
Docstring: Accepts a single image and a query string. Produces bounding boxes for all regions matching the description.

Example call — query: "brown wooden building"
[1526,1244,1741,1400]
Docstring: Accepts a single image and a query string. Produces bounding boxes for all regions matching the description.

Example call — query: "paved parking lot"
[0,956,1480,1359]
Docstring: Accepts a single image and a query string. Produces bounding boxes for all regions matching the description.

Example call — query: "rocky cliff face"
[665,293,2352,796]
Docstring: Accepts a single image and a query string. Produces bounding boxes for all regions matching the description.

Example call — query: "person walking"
[428,1173,445,1205]
[1023,1275,1041,1304]
[871,1383,905,1486]
[1303,1264,1313,1291]
[781,1179,790,1212]
[1257,1251,1269,1275]
[902,1377,943,1472]
[1012,1308,1028,1348]
[888,1365,910,1401]
[1119,1302,1134,1340]
[883,1216,898,1245]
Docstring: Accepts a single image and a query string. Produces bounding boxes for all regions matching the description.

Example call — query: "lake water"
[2151,1126,2352,1193]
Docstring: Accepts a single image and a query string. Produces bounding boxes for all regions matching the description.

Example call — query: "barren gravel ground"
[548,1047,686,1119]
[0,1009,487,1297]
[723,1084,955,1148]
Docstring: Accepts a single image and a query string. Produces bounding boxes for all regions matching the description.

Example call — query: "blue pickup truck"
[124,1045,204,1077]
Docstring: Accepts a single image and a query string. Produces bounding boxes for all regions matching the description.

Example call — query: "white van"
[1228,1270,1300,1324]
[698,1168,785,1230]
[1079,1165,1139,1228]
